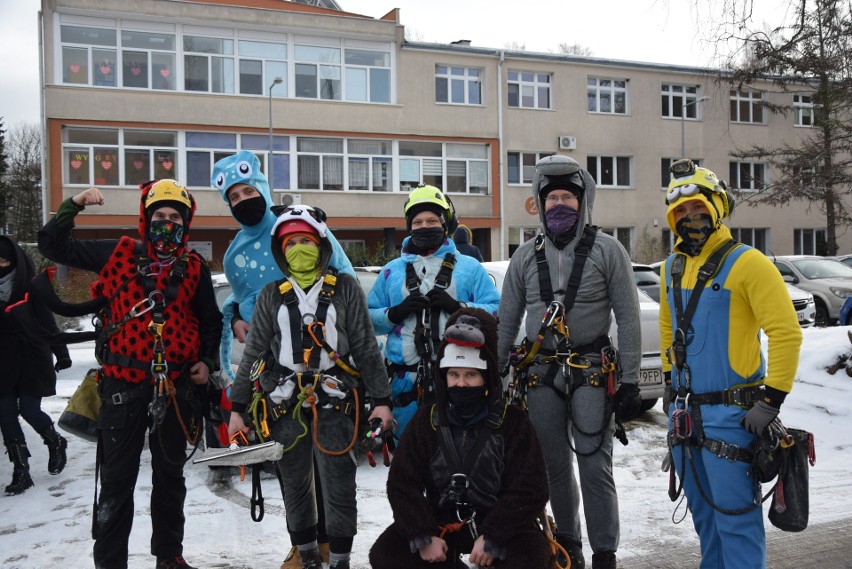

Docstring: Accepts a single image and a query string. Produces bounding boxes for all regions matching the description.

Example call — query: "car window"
[355,270,379,298]
[791,259,852,279]
[633,267,660,286]
[773,262,796,279]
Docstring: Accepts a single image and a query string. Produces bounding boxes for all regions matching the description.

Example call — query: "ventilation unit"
[278,193,302,206]
[558,135,577,150]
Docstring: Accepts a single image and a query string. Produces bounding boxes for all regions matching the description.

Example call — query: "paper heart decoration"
[162,160,173,171]
[101,160,112,171]
[160,68,170,78]
[69,64,80,73]
[70,159,82,170]
[100,65,112,75]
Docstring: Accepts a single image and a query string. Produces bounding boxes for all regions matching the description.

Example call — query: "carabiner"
[128,297,156,318]
[545,301,565,328]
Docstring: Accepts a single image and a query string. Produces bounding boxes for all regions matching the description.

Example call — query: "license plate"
[639,368,663,385]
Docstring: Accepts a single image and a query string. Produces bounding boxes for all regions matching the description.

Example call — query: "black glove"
[613,383,642,421]
[426,288,461,314]
[387,294,430,324]
[741,400,780,436]
[54,356,72,372]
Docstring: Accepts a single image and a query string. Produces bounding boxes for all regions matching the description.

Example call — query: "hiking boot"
[328,562,349,569]
[155,554,197,569]
[280,546,301,569]
[556,537,585,569]
[41,424,68,475]
[592,551,617,569]
[298,549,323,569]
[318,542,330,564]
[4,439,34,496]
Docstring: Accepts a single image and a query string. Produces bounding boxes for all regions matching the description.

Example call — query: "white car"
[482,261,664,413]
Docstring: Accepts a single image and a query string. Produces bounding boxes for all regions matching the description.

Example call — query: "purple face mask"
[545,204,579,236]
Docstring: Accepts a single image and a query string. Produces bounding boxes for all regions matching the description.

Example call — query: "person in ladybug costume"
[38,180,223,569]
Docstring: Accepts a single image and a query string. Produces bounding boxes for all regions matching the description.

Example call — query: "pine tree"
[0,119,9,234]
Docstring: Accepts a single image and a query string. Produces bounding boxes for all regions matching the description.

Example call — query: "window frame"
[730,227,768,252]
[661,84,699,119]
[793,94,816,128]
[507,151,555,185]
[588,77,629,115]
[587,155,632,188]
[507,70,552,110]
[728,160,766,192]
[435,65,483,106]
[729,89,765,124]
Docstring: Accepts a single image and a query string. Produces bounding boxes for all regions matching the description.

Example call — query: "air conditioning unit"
[278,193,301,206]
[558,135,577,150]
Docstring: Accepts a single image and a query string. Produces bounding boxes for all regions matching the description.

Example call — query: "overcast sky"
[0,0,789,128]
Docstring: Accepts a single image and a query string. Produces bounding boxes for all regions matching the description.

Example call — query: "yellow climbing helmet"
[403,184,457,233]
[144,179,192,211]
[664,159,733,219]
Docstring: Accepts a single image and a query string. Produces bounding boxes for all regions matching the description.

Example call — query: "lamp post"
[268,77,283,188]
[680,95,710,159]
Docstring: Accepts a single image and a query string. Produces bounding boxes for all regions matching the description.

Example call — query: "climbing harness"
[400,254,456,407]
[507,226,624,455]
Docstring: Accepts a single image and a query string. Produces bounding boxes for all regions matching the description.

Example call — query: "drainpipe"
[38,9,47,225]
[497,50,506,260]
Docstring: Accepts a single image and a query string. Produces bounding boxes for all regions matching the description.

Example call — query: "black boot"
[40,424,67,475]
[592,551,617,569]
[299,549,323,569]
[5,439,34,495]
[556,536,585,569]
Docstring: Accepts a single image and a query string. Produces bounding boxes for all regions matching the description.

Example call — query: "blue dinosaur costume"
[212,150,354,379]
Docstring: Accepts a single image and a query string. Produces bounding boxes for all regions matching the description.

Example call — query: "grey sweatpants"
[272,405,358,539]
[526,370,620,553]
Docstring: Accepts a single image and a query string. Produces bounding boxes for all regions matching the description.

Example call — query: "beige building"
[39,0,839,264]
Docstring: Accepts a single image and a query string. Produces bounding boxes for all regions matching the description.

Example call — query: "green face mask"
[285,243,320,288]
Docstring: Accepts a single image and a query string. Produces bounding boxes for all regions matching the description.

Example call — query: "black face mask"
[230,196,268,227]
[675,213,716,256]
[409,227,446,253]
[447,385,487,417]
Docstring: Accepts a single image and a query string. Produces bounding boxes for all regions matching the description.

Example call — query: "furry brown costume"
[369,308,553,569]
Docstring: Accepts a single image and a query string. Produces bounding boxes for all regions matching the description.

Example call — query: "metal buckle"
[111,392,126,405]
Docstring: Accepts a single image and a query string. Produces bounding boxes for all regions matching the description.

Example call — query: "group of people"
[0,150,797,569]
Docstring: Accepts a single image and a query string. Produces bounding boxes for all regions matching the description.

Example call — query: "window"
[508,152,555,184]
[730,89,764,123]
[185,132,238,187]
[660,158,700,187]
[794,228,826,256]
[123,130,178,186]
[345,47,390,103]
[62,127,176,187]
[347,139,392,191]
[121,29,176,90]
[601,227,632,255]
[399,142,489,193]
[507,71,551,109]
[729,161,766,191]
[508,227,539,257]
[435,65,482,105]
[588,77,628,114]
[184,35,235,93]
[242,134,290,190]
[445,144,488,194]
[730,227,768,252]
[60,25,118,87]
[794,94,815,127]
[238,39,287,96]
[587,156,631,187]
[295,44,341,100]
[661,228,675,257]
[297,137,344,190]
[661,84,699,119]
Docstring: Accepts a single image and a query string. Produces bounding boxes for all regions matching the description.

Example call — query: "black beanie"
[406,203,446,231]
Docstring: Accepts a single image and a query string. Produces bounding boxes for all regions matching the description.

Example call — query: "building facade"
[39,0,841,264]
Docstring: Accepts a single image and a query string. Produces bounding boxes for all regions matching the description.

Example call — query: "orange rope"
[437,519,468,539]
[310,386,361,456]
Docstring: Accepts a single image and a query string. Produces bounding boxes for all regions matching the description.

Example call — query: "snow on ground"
[0,327,850,568]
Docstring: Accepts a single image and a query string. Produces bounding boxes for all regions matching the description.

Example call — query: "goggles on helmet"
[270,205,328,238]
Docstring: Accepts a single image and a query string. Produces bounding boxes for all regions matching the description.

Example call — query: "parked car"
[770,255,852,326]
[482,261,664,413]
[834,254,852,269]
[632,263,661,302]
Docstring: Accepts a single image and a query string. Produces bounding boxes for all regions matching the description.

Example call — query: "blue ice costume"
[212,150,354,381]
[367,236,500,435]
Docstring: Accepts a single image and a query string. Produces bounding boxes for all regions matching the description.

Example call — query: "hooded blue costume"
[212,150,354,380]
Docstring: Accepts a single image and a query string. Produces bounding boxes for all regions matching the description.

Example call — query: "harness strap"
[533,225,597,308]
[100,351,184,373]
[689,385,763,407]
[279,281,303,365]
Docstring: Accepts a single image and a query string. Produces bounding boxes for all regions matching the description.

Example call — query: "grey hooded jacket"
[497,155,641,384]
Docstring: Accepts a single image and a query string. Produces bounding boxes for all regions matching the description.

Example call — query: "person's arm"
[37,190,117,273]
[497,255,527,372]
[605,241,642,383]
[367,264,397,336]
[461,260,501,315]
[659,257,673,377]
[385,409,440,540]
[193,259,224,374]
[229,283,278,413]
[477,408,549,544]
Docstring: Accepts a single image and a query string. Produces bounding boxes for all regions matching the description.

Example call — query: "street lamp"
[268,77,283,188]
[680,95,710,159]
